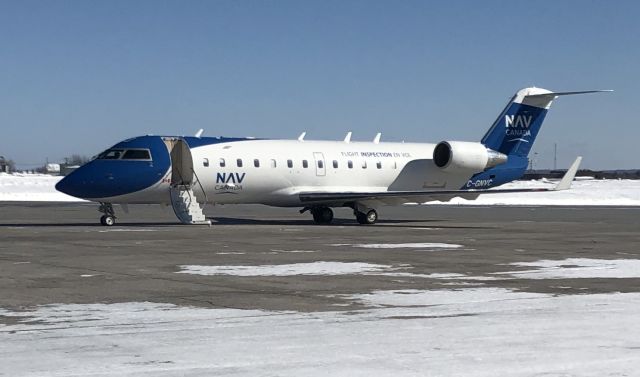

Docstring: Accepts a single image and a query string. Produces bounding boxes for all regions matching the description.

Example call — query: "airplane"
[55,87,609,226]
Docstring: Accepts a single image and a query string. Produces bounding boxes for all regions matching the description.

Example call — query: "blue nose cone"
[55,169,88,199]
[55,175,69,195]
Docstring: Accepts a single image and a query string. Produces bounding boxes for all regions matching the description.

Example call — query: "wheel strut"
[98,202,116,226]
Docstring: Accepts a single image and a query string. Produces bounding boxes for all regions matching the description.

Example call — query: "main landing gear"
[98,202,116,226]
[355,209,378,225]
[301,205,379,225]
[312,206,334,224]
[300,206,334,224]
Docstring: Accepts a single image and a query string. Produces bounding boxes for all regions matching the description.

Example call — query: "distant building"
[0,156,9,173]
[60,165,80,176]
[46,163,61,175]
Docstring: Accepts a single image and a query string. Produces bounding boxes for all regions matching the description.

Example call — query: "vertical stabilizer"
[481,87,554,157]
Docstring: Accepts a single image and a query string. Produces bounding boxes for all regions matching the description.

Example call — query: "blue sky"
[1,0,637,169]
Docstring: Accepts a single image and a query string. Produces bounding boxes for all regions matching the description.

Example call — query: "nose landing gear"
[98,202,116,226]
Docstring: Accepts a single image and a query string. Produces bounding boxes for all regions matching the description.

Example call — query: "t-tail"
[468,87,611,188]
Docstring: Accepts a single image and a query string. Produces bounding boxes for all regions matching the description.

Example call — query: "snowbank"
[0,173,82,202]
[437,178,640,206]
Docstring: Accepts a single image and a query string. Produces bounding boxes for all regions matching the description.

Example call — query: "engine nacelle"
[433,141,507,172]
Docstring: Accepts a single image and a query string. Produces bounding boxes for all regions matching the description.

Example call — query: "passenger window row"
[208,158,398,170]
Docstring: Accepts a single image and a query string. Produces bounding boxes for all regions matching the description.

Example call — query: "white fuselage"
[185,139,471,207]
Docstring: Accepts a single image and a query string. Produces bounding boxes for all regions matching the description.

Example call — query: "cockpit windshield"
[122,149,151,160]
[97,149,151,161]
[98,149,124,159]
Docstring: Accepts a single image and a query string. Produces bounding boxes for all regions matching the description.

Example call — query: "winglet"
[554,156,582,191]
[373,133,381,144]
[195,128,204,138]
[298,132,306,141]
[344,131,352,143]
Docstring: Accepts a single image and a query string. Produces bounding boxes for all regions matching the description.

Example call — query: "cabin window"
[287,159,293,168]
[254,159,260,168]
[333,160,338,169]
[203,158,209,167]
[237,159,243,168]
[219,158,226,167]
[270,159,277,168]
[98,149,124,160]
[302,160,309,168]
[348,160,353,169]
[317,160,324,169]
[362,160,367,169]
[122,149,151,160]
[376,161,382,169]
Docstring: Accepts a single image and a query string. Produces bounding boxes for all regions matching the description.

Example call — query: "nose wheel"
[98,202,116,226]
[100,215,116,226]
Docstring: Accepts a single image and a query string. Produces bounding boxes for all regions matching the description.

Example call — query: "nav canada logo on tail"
[505,114,532,128]
[505,114,533,142]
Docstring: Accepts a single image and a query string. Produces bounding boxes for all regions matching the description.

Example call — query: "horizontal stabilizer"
[527,90,613,98]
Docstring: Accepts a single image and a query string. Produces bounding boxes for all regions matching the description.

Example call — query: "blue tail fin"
[481,88,553,157]
[481,88,611,157]
[466,87,611,189]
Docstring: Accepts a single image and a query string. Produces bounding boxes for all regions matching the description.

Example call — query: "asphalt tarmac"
[1,203,639,315]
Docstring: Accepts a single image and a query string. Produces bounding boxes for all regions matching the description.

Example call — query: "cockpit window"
[97,148,151,160]
[98,149,124,159]
[122,149,151,160]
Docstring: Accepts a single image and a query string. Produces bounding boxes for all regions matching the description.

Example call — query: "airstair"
[170,184,211,225]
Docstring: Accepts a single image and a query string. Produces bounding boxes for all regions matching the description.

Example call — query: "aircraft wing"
[299,157,581,206]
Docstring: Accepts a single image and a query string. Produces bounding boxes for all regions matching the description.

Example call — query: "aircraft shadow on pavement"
[0,222,180,228]
[210,217,496,229]
[0,219,495,230]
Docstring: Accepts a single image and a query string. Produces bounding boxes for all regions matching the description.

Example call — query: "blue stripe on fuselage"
[462,155,528,189]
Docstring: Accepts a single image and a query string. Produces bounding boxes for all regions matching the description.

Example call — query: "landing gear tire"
[98,202,116,226]
[356,209,378,225]
[312,207,334,225]
[100,215,115,226]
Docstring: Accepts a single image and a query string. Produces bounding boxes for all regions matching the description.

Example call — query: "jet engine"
[433,141,507,172]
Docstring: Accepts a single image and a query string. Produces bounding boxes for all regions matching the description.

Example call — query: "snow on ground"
[499,258,640,279]
[0,173,82,202]
[1,173,639,205]
[430,178,640,206]
[177,262,392,276]
[2,288,640,376]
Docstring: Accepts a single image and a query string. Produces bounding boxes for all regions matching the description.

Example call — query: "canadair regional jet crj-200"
[56,87,609,226]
